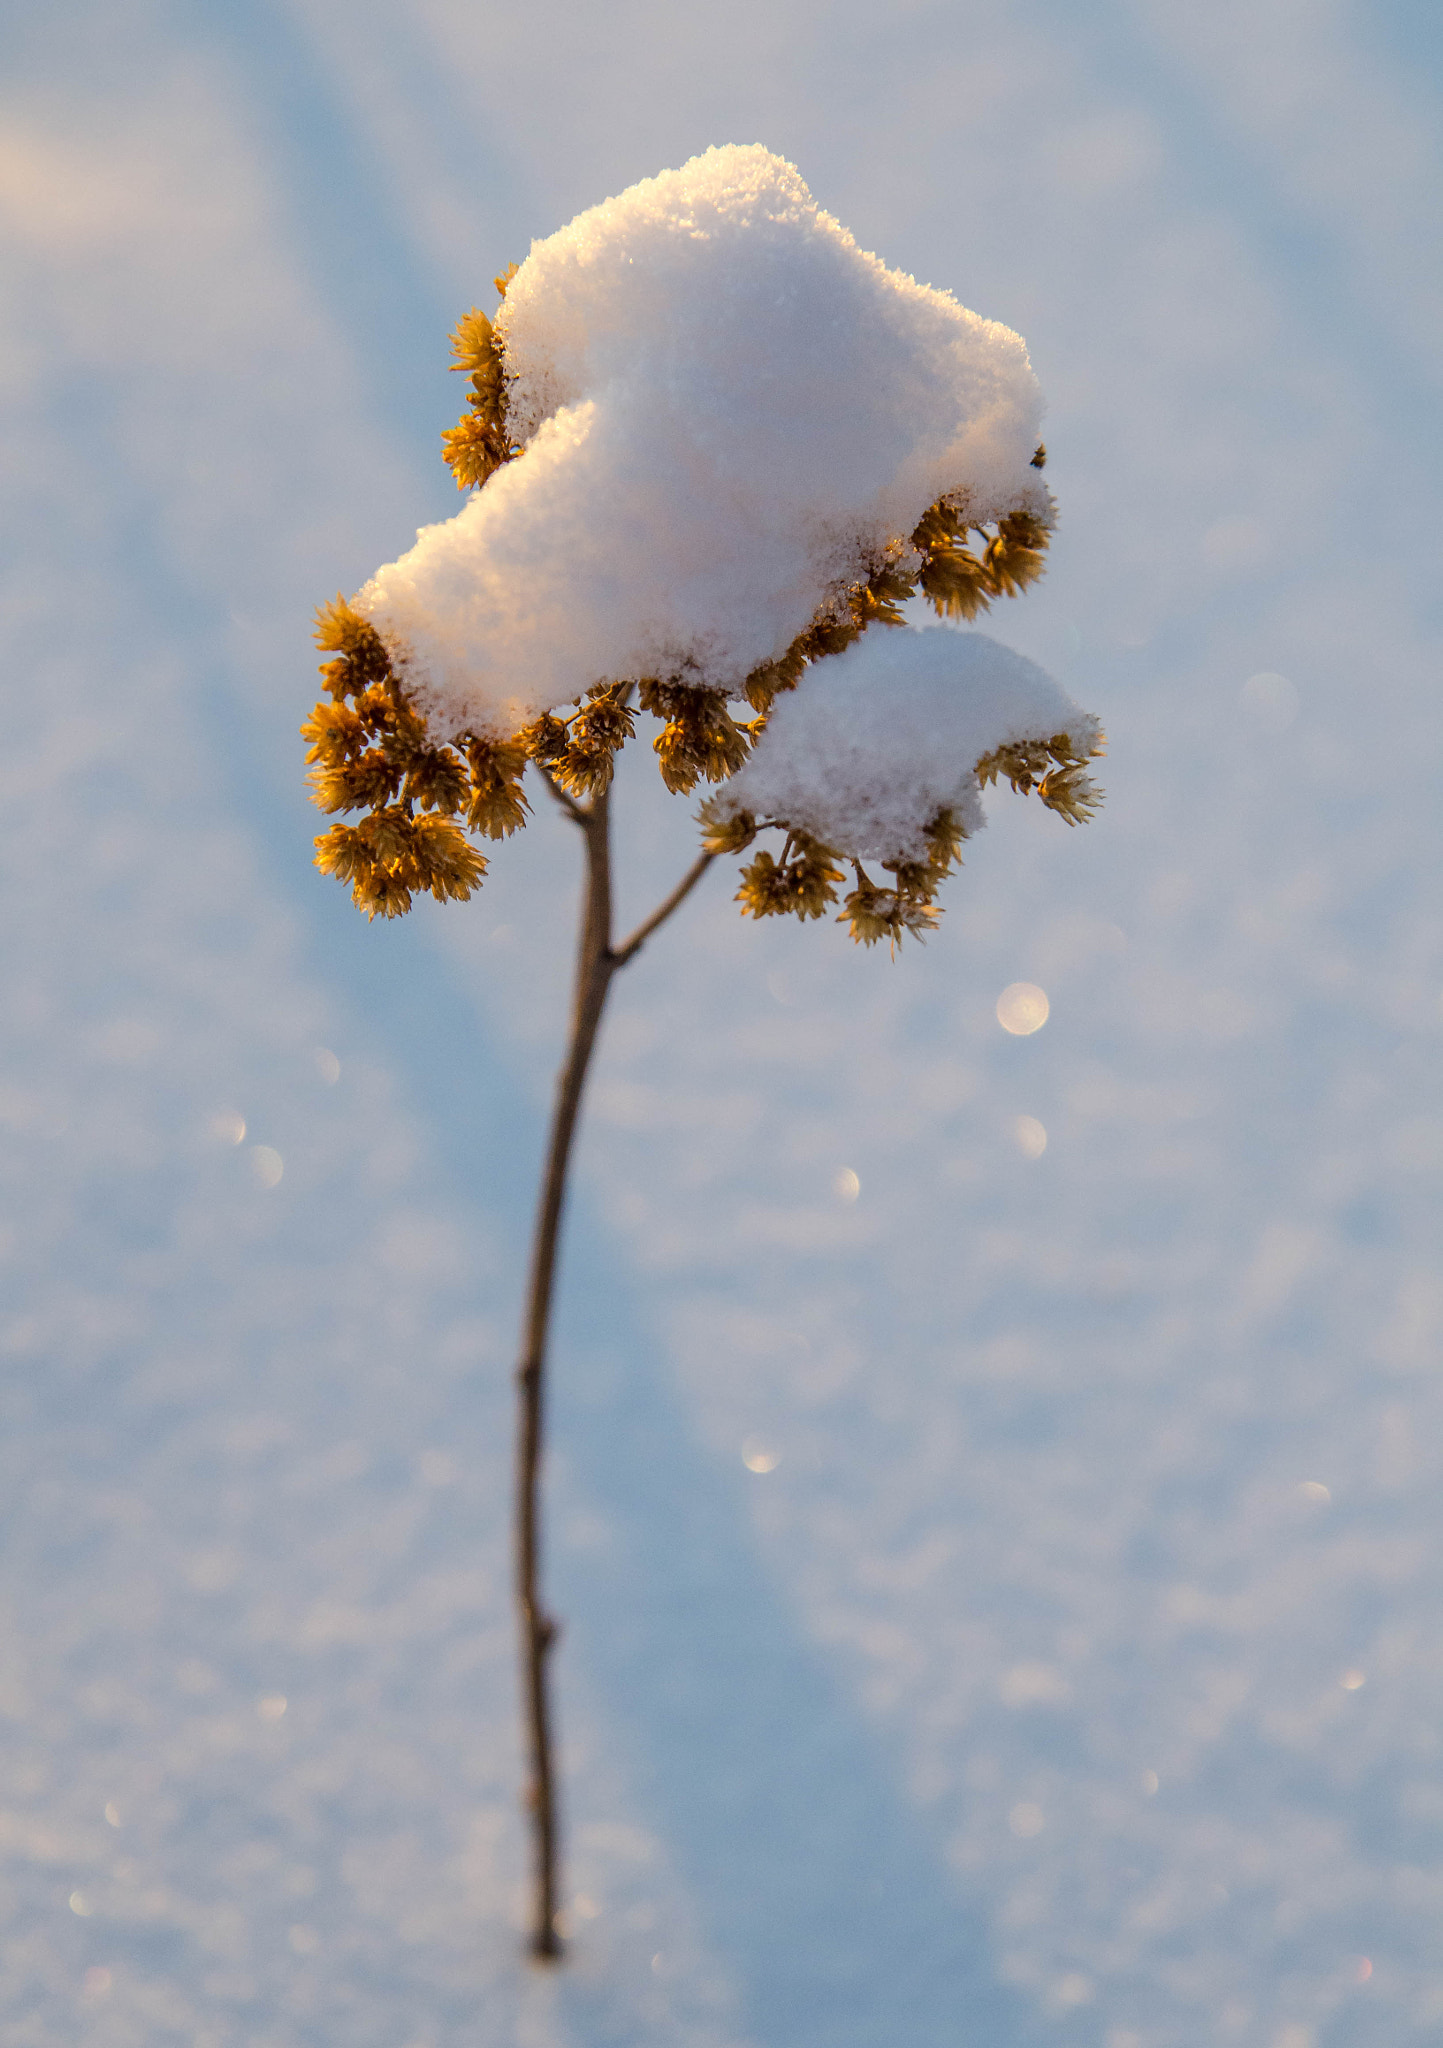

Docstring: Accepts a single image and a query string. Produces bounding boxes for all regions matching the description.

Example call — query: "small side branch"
[610,851,715,967]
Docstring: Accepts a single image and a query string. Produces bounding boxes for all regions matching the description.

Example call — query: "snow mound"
[357,145,1047,737]
[715,628,1099,862]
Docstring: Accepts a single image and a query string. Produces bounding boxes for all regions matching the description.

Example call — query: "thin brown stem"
[536,764,588,825]
[514,790,713,1960]
[516,785,612,1960]
[610,851,715,967]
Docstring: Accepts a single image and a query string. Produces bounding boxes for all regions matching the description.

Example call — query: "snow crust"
[715,628,1098,861]
[357,145,1047,736]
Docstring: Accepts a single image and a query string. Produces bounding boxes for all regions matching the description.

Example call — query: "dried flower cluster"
[303,155,1104,944]
[302,149,1113,1971]
[303,311,1101,940]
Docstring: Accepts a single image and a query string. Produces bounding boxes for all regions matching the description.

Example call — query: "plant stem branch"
[516,784,613,1961]
[536,765,588,825]
[610,850,715,967]
[513,804,716,1960]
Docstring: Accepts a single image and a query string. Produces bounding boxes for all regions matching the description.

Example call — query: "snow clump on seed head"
[713,628,1103,866]
[355,144,1050,738]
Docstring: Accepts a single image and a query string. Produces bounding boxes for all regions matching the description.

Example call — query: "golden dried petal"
[413,813,489,898]
[300,699,366,767]
[308,751,402,816]
[735,835,842,921]
[549,691,634,797]
[847,557,917,632]
[789,841,844,918]
[735,849,795,919]
[1038,763,1104,824]
[922,806,968,876]
[468,787,527,836]
[918,543,993,621]
[696,798,757,855]
[448,306,500,380]
[441,413,511,491]
[404,748,470,816]
[983,509,1051,599]
[314,823,371,884]
[358,805,415,864]
[646,683,750,792]
[359,865,414,920]
[518,713,570,763]
[974,728,1106,824]
[313,598,395,699]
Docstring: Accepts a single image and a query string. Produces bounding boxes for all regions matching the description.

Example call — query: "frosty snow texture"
[356,145,1049,737]
[719,629,1102,862]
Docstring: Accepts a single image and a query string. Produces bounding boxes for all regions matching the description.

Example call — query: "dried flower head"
[305,149,1104,945]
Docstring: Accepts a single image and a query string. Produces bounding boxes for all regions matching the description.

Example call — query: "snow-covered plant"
[302,145,1104,1959]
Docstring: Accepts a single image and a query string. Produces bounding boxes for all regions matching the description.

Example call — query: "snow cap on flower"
[712,628,1103,864]
[356,144,1049,737]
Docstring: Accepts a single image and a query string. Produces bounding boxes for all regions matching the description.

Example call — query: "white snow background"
[2,3,1441,2046]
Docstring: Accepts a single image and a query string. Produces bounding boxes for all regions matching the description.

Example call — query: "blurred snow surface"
[3,2,1443,2046]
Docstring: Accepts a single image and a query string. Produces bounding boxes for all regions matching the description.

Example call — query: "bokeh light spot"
[997,982,1049,1035]
[1014,1116,1048,1160]
[250,1146,283,1189]
[1240,671,1299,732]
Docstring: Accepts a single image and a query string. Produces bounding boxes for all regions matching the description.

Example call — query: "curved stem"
[516,784,614,1961]
[513,786,718,1961]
